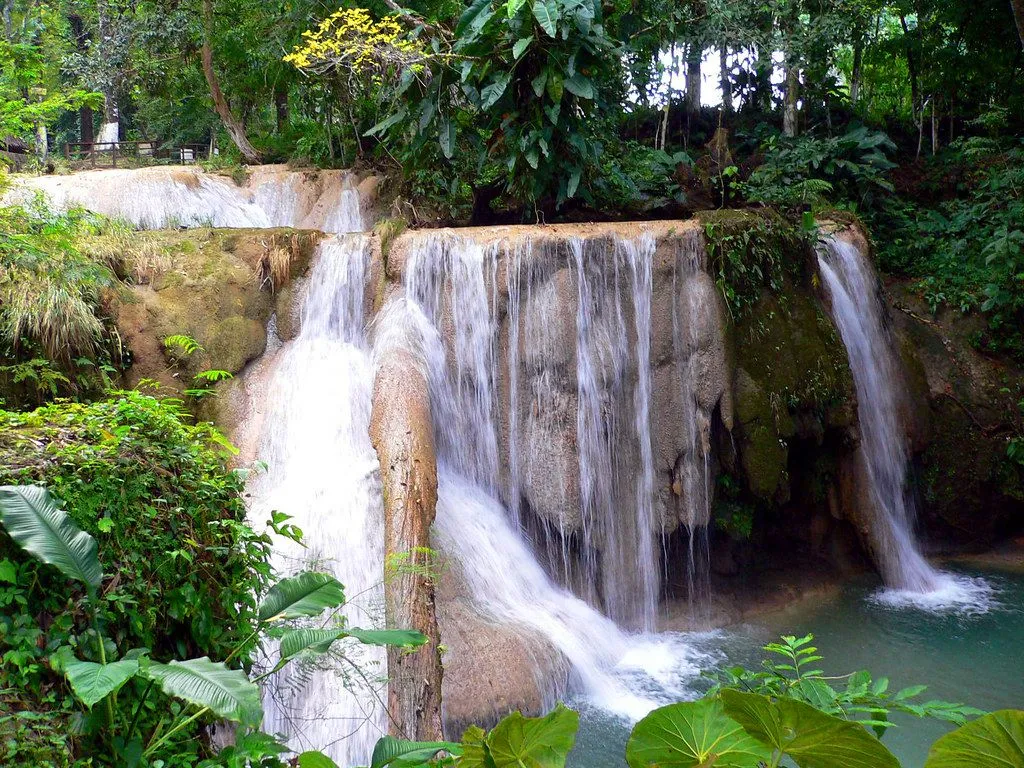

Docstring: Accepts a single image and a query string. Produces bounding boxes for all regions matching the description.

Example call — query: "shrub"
[0,392,273,765]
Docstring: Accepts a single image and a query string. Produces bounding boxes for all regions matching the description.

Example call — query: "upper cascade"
[7,164,371,233]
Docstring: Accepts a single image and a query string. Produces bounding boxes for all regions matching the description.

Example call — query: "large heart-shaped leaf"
[370,735,463,768]
[456,0,493,36]
[0,485,102,591]
[721,689,900,768]
[626,698,769,768]
[923,710,1024,768]
[143,657,262,728]
[344,628,428,648]
[258,572,345,622]
[486,703,579,767]
[58,654,139,708]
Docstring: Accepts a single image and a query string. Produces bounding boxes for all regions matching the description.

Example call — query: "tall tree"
[200,0,260,162]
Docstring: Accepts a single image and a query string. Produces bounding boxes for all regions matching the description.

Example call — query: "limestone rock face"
[888,279,1024,550]
[101,228,320,427]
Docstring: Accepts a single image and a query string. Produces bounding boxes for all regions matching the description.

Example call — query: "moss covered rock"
[94,228,320,398]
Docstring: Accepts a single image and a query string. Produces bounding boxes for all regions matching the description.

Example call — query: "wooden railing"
[63,141,212,168]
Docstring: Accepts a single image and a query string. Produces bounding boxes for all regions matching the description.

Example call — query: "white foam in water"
[871,573,996,615]
[434,468,710,721]
[818,236,992,614]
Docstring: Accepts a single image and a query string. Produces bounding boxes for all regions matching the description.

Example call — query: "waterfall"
[671,235,713,622]
[571,236,659,630]
[9,165,362,232]
[375,296,708,725]
[246,198,388,763]
[818,235,991,611]
[385,230,710,720]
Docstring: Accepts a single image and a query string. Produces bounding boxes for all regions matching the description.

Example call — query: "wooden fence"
[63,141,213,168]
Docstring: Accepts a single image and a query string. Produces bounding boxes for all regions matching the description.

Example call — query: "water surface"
[569,567,1024,768]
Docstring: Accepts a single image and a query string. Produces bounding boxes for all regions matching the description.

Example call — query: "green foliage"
[0,485,102,592]
[0,393,272,764]
[0,477,426,766]
[625,698,769,768]
[869,141,1024,361]
[701,210,809,316]
[708,634,982,735]
[0,196,122,405]
[258,571,346,622]
[741,126,897,210]
[721,689,900,768]
[923,709,1024,768]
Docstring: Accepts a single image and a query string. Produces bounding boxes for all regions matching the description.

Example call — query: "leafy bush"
[869,141,1024,361]
[0,392,271,764]
[741,126,897,210]
[0,483,426,767]
[701,209,811,316]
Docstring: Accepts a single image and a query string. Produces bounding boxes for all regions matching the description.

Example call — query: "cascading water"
[818,235,991,611]
[386,231,713,721]
[9,165,361,232]
[246,196,387,764]
[671,235,713,621]
[571,236,659,630]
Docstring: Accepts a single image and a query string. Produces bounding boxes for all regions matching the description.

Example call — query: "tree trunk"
[370,345,444,744]
[783,58,799,137]
[201,0,261,163]
[899,13,921,121]
[35,122,47,161]
[1012,0,1024,50]
[685,44,702,115]
[80,107,94,144]
[2,0,13,39]
[850,29,864,105]
[69,15,94,144]
[274,84,289,133]
[719,46,732,113]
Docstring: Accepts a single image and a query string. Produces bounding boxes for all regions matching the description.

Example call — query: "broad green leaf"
[513,36,533,59]
[0,485,102,591]
[456,0,493,36]
[0,558,16,584]
[344,628,428,648]
[531,71,547,98]
[371,735,463,768]
[258,572,345,622]
[546,72,564,103]
[280,627,428,661]
[480,73,511,110]
[566,169,581,199]
[486,703,579,767]
[626,698,768,768]
[59,656,139,708]
[721,689,900,768]
[439,118,456,159]
[459,725,491,768]
[532,0,559,37]
[924,710,1024,768]
[563,74,594,100]
[280,628,345,660]
[298,752,340,768]
[506,0,528,17]
[143,657,262,728]
[365,109,407,138]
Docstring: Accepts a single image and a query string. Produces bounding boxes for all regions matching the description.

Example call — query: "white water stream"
[818,236,991,612]
[246,193,388,765]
